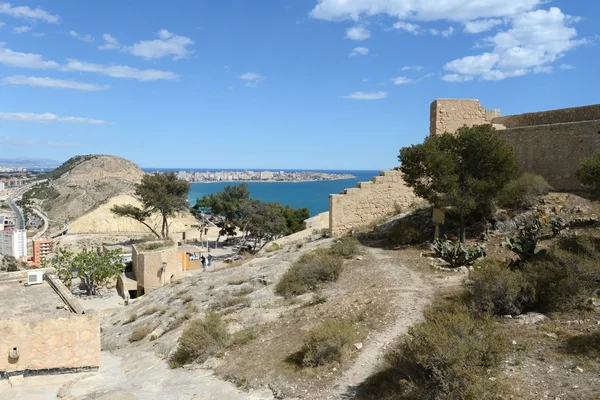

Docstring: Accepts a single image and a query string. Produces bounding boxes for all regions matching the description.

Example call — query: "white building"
[0,229,27,260]
[0,182,5,191]
[260,171,274,180]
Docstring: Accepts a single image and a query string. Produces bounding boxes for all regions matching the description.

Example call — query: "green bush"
[525,235,600,312]
[470,261,534,316]
[431,239,486,268]
[275,249,344,297]
[497,173,552,209]
[129,324,153,342]
[386,220,425,246]
[359,301,507,399]
[298,319,359,368]
[330,236,361,258]
[577,150,600,194]
[169,312,227,368]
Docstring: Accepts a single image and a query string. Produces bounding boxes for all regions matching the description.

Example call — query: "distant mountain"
[0,158,61,168]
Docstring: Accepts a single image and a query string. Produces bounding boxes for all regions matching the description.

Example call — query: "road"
[31,207,49,240]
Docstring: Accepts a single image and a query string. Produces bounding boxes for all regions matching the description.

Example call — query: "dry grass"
[169,313,228,368]
[129,324,153,342]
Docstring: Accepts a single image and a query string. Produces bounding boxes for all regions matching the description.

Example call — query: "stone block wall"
[496,120,600,190]
[329,170,419,237]
[429,98,600,191]
[492,104,600,128]
[430,99,489,136]
[0,314,100,375]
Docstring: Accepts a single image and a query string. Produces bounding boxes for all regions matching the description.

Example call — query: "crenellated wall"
[329,170,419,237]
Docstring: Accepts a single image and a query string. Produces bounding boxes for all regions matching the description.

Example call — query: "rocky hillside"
[39,155,145,223]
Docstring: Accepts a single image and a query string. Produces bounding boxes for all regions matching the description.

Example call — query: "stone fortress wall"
[329,170,419,237]
[431,99,600,191]
[329,99,600,237]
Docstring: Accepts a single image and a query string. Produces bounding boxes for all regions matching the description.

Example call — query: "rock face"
[43,155,145,223]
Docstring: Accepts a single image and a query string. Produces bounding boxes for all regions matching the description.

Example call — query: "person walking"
[207,253,213,267]
[200,255,206,270]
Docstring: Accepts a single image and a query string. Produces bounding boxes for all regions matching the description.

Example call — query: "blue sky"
[0,0,598,170]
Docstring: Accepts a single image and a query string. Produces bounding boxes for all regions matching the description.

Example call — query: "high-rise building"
[31,238,54,267]
[0,229,27,260]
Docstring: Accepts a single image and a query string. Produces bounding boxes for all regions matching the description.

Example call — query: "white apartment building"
[0,182,5,191]
[0,229,27,260]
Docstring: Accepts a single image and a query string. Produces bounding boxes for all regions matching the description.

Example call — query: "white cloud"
[0,43,59,69]
[533,65,552,74]
[0,112,107,124]
[0,2,59,23]
[3,75,110,91]
[349,46,369,56]
[394,21,421,34]
[392,76,412,85]
[401,65,423,71]
[32,32,45,37]
[13,25,30,34]
[560,64,575,70]
[362,78,369,82]
[442,74,474,82]
[345,26,370,40]
[0,21,4,28]
[128,30,194,60]
[69,30,94,43]
[342,91,388,100]
[239,72,265,87]
[98,34,120,50]
[444,7,584,81]
[63,59,178,81]
[441,26,455,37]
[464,19,502,33]
[311,0,542,22]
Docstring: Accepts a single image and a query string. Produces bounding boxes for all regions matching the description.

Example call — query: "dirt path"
[323,248,438,400]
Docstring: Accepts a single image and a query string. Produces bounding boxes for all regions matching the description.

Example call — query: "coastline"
[189,176,356,184]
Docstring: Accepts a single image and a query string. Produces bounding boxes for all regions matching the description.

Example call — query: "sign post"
[432,208,445,241]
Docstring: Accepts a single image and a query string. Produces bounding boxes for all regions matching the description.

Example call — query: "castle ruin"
[329,99,600,236]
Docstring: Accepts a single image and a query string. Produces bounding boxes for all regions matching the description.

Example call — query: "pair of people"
[200,253,213,269]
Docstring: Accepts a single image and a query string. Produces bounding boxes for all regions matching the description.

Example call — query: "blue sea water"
[143,169,380,216]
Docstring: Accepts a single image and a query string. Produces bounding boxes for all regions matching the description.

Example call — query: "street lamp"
[70,268,79,279]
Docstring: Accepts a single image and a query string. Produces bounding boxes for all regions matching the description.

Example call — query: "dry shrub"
[169,313,227,368]
[275,249,344,297]
[298,319,359,368]
[330,236,361,258]
[525,235,600,312]
[123,313,137,325]
[229,328,259,347]
[142,305,166,316]
[497,173,552,209]
[470,260,534,316]
[358,301,507,400]
[129,324,152,342]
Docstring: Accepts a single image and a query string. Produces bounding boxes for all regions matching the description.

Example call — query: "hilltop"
[39,155,145,223]
[28,155,196,235]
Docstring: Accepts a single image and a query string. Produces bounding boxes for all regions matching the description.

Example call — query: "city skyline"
[0,1,598,170]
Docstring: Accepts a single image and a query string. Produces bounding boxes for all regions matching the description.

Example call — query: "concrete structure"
[29,238,54,267]
[0,270,101,378]
[329,170,419,237]
[0,182,4,191]
[0,229,27,260]
[430,99,600,190]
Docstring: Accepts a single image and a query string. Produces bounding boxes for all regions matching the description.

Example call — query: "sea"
[142,169,380,216]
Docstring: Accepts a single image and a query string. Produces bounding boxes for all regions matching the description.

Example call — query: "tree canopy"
[577,150,600,195]
[194,183,310,252]
[399,124,518,242]
[112,172,190,238]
